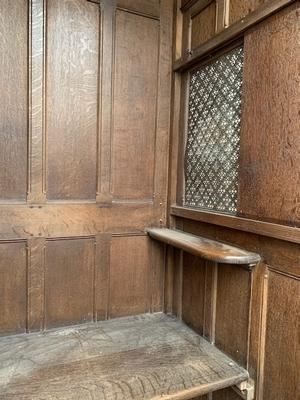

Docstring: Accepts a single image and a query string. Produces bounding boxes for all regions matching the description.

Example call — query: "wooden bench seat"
[0,313,249,400]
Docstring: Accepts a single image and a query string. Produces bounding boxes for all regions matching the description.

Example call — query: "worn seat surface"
[0,313,248,400]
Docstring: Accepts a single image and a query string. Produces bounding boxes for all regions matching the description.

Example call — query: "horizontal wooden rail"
[147,228,261,265]
[171,205,300,244]
[173,0,296,72]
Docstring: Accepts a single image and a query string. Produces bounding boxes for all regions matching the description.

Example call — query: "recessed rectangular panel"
[191,1,216,49]
[45,238,94,328]
[263,271,299,400]
[112,11,159,200]
[215,265,251,367]
[238,5,300,225]
[229,0,263,25]
[46,0,99,200]
[0,242,27,334]
[109,236,150,317]
[0,0,28,200]
[182,253,206,334]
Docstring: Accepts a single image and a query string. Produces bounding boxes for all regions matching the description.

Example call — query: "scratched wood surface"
[0,314,248,400]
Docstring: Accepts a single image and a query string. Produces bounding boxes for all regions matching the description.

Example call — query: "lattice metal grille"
[184,46,244,214]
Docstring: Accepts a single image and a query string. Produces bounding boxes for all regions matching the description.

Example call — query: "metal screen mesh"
[184,45,244,214]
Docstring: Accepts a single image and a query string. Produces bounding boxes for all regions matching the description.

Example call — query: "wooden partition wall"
[0,0,173,334]
[168,1,299,400]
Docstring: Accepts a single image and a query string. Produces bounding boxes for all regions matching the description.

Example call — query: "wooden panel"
[28,238,46,332]
[0,203,154,239]
[109,236,150,317]
[117,0,160,17]
[229,0,265,24]
[215,265,251,367]
[0,0,28,200]
[46,0,99,200]
[112,10,159,200]
[263,271,300,400]
[238,4,300,226]
[191,1,217,48]
[45,238,94,328]
[182,253,206,334]
[0,242,27,335]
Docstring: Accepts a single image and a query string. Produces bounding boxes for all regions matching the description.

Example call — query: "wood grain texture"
[117,0,160,17]
[238,4,300,226]
[191,1,217,48]
[45,238,94,328]
[174,0,296,72]
[109,236,150,317]
[0,314,249,399]
[262,271,300,400]
[0,242,27,335]
[215,265,252,367]
[172,205,300,244]
[28,0,46,203]
[111,10,159,200]
[27,237,46,332]
[147,228,261,264]
[46,0,99,200]
[182,253,206,334]
[0,203,153,239]
[94,234,111,320]
[0,0,28,200]
[97,0,115,204]
[229,0,266,24]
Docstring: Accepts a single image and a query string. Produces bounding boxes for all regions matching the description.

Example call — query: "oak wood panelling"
[238,4,300,226]
[44,238,95,328]
[46,0,99,200]
[182,253,206,333]
[0,242,27,335]
[117,0,160,17]
[27,237,46,331]
[28,0,47,203]
[111,10,159,200]
[229,0,265,24]
[0,203,153,239]
[215,265,251,367]
[263,270,300,400]
[0,0,28,200]
[109,235,150,317]
[191,1,217,48]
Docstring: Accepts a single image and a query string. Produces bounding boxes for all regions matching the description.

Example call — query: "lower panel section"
[109,235,150,317]
[45,238,95,328]
[0,242,27,335]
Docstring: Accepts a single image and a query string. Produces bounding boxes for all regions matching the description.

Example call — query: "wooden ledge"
[0,313,249,399]
[147,228,261,265]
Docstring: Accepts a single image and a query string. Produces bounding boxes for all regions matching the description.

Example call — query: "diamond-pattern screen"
[184,45,244,214]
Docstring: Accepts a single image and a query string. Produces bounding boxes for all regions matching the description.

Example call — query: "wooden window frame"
[169,0,300,244]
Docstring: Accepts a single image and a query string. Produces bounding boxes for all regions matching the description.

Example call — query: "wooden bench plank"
[147,228,261,265]
[0,314,248,399]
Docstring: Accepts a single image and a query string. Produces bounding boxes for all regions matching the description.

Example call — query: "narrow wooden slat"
[0,314,249,399]
[171,205,300,244]
[147,228,261,265]
[174,0,297,72]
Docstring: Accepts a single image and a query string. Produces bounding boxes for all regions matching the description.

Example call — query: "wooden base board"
[0,313,248,400]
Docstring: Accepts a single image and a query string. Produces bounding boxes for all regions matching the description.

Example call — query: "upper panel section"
[46,0,99,200]
[0,0,28,201]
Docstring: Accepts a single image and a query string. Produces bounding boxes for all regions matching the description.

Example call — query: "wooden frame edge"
[174,0,297,72]
[171,205,300,244]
